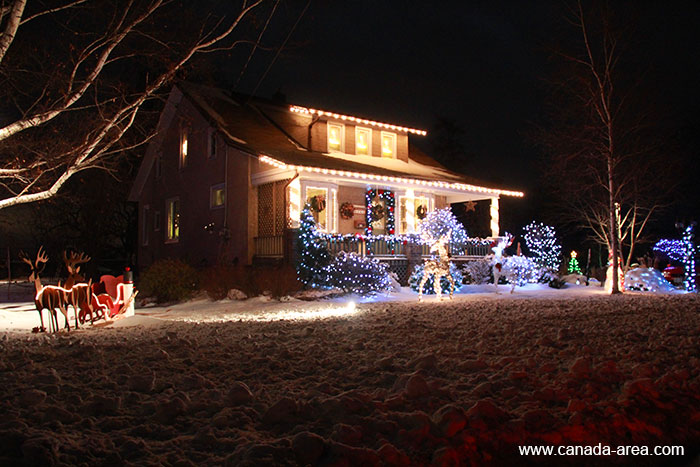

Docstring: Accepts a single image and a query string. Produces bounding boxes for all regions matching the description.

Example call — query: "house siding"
[137,98,247,270]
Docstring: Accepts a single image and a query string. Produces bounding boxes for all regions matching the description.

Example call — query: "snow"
[1,285,699,465]
[625,267,678,293]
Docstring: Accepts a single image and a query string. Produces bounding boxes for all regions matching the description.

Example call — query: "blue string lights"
[653,224,698,293]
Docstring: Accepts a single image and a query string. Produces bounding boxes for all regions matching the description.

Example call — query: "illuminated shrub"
[317,252,391,296]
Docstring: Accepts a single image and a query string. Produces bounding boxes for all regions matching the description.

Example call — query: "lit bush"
[317,252,391,296]
[502,256,538,287]
[139,259,199,303]
[409,262,463,294]
[462,258,492,284]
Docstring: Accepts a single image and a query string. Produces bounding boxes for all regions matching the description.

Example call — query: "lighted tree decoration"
[523,221,561,279]
[418,207,468,253]
[318,252,391,296]
[653,224,698,293]
[567,251,582,274]
[296,206,331,287]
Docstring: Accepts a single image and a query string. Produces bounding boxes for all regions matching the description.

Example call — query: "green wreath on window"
[370,203,385,222]
[340,202,354,219]
[310,195,326,213]
[416,204,428,220]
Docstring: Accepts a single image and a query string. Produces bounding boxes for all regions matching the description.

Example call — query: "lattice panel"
[258,183,274,237]
[381,259,410,285]
[274,180,287,234]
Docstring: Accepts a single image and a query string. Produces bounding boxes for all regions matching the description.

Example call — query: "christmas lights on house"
[653,224,698,293]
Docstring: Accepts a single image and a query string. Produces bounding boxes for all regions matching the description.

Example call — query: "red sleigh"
[91,271,137,319]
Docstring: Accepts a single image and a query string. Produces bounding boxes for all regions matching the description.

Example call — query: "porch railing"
[253,233,493,259]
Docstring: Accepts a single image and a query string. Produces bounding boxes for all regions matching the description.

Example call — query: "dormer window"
[328,123,344,152]
[381,131,396,158]
[355,127,371,156]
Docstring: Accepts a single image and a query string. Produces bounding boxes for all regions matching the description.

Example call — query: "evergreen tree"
[296,206,331,286]
[568,251,582,274]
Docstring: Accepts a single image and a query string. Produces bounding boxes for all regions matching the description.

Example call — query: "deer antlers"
[19,246,48,272]
[63,250,91,274]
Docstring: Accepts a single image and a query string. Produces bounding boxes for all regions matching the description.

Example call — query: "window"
[355,127,371,156]
[305,186,328,231]
[210,183,225,209]
[398,193,431,234]
[166,197,180,242]
[155,153,162,179]
[154,210,161,232]
[141,205,150,246]
[179,126,189,169]
[208,129,217,159]
[327,123,344,152]
[381,131,396,158]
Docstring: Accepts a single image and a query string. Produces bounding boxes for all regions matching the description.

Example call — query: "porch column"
[287,177,301,228]
[490,197,499,237]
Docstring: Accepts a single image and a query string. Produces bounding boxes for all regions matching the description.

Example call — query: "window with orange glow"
[355,127,371,156]
[381,132,396,158]
[328,123,343,152]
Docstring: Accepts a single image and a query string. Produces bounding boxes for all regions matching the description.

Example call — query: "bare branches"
[0,0,25,63]
[0,0,268,209]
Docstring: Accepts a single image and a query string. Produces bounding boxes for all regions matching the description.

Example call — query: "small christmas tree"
[296,206,331,287]
[409,262,463,295]
[523,221,561,279]
[567,251,582,274]
[418,208,468,252]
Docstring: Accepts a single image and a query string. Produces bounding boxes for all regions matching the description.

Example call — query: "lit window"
[154,210,161,232]
[210,184,225,209]
[381,132,396,158]
[179,126,189,169]
[355,127,371,156]
[398,194,431,233]
[306,186,328,231]
[166,197,180,242]
[328,123,344,152]
[142,205,150,246]
[208,129,217,159]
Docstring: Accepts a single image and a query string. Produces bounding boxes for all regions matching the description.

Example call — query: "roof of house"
[129,83,524,201]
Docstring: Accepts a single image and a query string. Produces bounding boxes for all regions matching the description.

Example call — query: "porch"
[253,232,493,284]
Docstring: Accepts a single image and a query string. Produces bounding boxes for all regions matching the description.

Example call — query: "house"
[128,83,524,280]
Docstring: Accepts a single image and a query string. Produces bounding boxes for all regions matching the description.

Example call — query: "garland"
[365,188,395,235]
[339,202,355,219]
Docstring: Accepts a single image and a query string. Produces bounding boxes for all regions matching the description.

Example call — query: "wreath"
[340,202,354,220]
[416,204,427,220]
[310,195,326,213]
[370,203,385,221]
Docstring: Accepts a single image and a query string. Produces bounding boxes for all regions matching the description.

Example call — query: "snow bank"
[625,267,678,293]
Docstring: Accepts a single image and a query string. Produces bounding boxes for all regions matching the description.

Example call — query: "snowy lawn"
[0,285,699,465]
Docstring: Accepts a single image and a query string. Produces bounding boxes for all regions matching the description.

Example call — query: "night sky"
[222,1,700,239]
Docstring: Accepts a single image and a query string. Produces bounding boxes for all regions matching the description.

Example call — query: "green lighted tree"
[567,251,582,275]
[295,205,331,286]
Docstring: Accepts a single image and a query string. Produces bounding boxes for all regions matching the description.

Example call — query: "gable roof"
[129,83,524,201]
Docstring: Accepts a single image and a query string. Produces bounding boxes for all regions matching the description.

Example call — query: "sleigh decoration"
[92,268,138,320]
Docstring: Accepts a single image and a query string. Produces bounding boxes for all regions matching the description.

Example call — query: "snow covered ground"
[1,285,699,465]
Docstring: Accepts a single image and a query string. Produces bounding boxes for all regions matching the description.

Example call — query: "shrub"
[502,256,538,287]
[462,258,492,284]
[317,252,391,296]
[139,258,199,303]
[409,262,463,294]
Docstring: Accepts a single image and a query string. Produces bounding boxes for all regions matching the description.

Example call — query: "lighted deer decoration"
[418,234,456,301]
[491,233,514,292]
[63,250,99,326]
[19,248,70,332]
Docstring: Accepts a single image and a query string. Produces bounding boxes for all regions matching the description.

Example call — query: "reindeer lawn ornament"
[418,234,456,301]
[491,234,514,293]
[20,248,70,332]
[63,251,104,325]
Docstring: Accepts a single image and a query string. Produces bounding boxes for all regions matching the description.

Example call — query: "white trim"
[355,126,372,156]
[380,131,397,159]
[289,105,427,136]
[327,122,344,153]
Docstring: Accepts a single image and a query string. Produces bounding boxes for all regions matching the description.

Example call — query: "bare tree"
[0,0,267,209]
[536,1,675,292]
